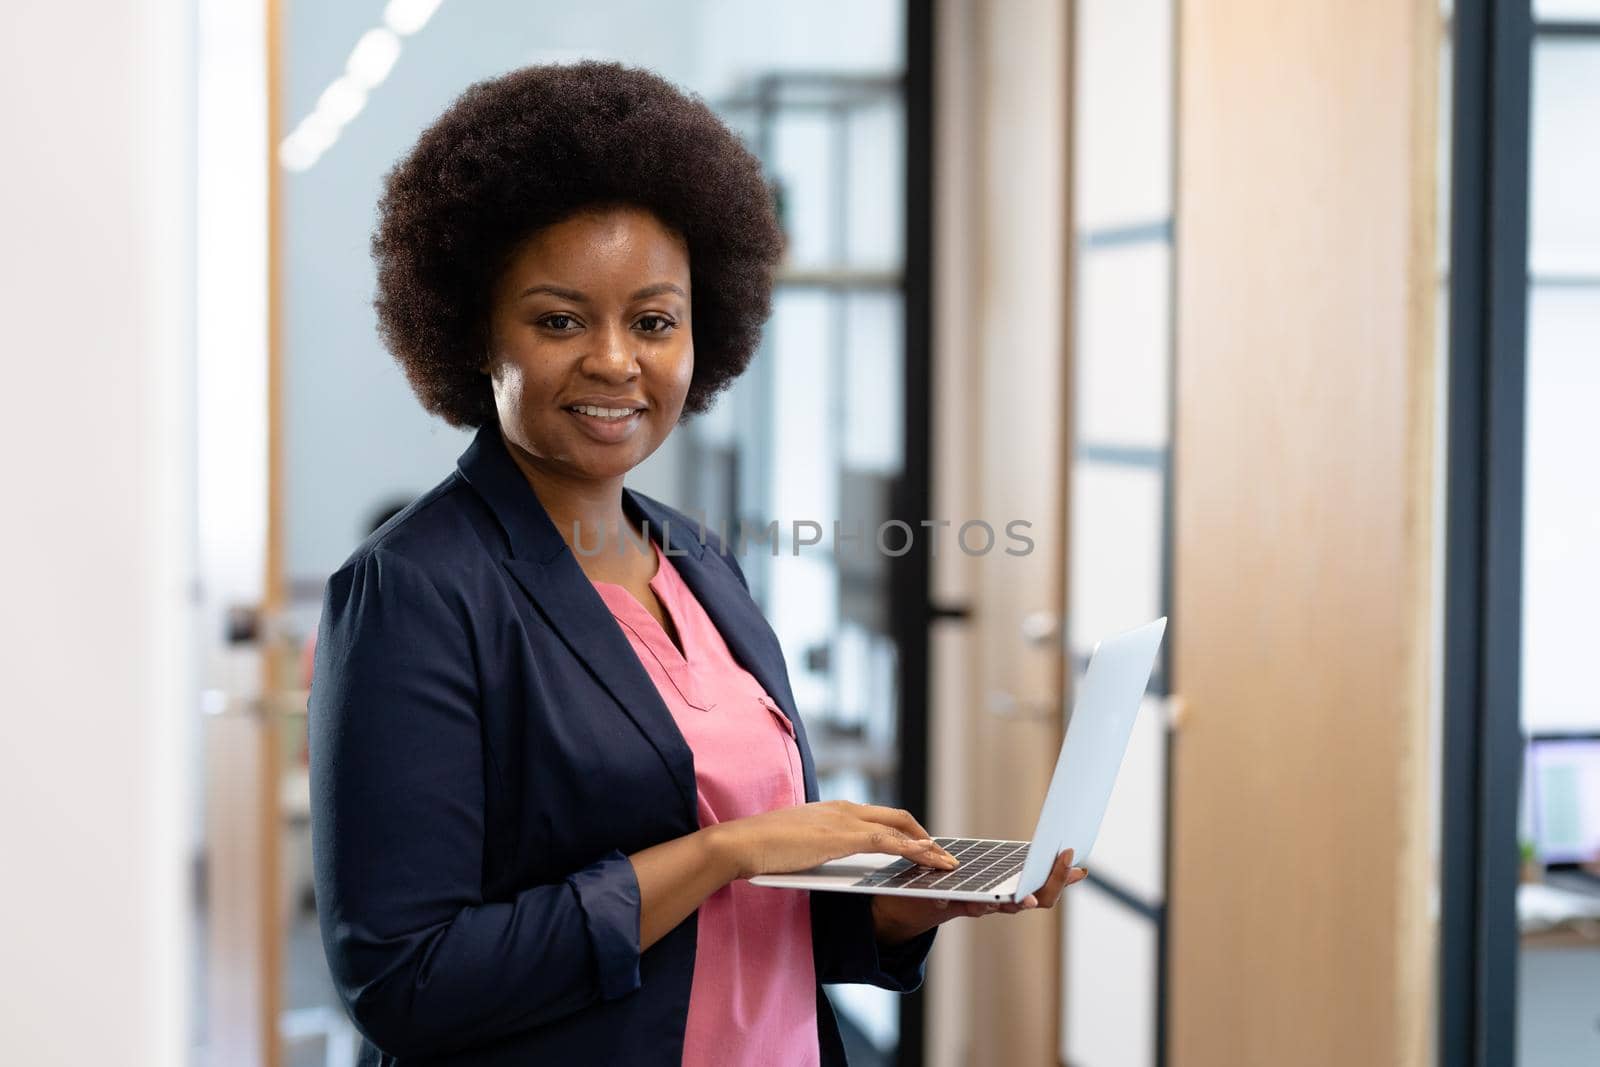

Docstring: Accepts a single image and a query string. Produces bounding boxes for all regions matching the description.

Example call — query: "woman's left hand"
[870,848,1087,945]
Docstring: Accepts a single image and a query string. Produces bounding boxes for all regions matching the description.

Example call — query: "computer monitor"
[1525,733,1600,866]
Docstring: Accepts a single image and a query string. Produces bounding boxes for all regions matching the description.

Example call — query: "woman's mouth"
[564,403,645,443]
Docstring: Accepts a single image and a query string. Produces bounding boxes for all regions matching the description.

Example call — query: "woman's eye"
[637,314,676,334]
[540,314,578,331]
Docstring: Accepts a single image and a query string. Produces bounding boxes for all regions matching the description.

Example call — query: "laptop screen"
[1526,734,1600,866]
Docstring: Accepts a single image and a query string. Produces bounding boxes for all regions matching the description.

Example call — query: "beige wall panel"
[205,711,274,1067]
[1168,2,1439,1066]
[966,0,1072,1064]
[926,3,983,1060]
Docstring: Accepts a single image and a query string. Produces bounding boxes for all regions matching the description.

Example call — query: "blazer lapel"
[501,556,700,820]
[456,426,699,823]
[454,422,820,812]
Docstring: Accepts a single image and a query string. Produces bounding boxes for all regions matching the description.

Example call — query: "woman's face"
[486,203,693,486]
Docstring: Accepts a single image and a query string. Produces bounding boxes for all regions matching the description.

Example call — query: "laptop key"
[850,840,1030,890]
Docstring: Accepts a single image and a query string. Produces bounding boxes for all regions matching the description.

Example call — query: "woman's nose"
[579,321,641,380]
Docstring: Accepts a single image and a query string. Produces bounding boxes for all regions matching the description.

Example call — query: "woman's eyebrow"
[630,282,687,301]
[517,282,687,302]
[517,283,585,301]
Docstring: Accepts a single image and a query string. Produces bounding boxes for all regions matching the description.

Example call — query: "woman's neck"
[502,443,652,582]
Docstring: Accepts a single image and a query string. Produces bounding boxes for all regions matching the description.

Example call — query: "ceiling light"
[383,0,443,37]
[279,1,444,172]
[346,28,402,89]
[317,76,368,128]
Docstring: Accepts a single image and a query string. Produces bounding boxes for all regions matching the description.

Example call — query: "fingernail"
[1024,895,1038,908]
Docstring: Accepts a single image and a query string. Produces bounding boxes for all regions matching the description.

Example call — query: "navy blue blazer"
[308,423,936,1066]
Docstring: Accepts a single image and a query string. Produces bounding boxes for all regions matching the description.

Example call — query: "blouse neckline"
[591,543,716,711]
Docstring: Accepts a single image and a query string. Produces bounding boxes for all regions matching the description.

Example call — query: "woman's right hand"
[708,801,959,881]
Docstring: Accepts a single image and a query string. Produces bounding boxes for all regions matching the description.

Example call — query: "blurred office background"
[2,0,1596,1065]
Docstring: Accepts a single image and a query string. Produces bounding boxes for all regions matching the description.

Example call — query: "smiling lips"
[564,400,646,444]
[569,403,639,419]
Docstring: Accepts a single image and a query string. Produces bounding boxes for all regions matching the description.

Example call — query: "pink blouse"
[591,543,821,1067]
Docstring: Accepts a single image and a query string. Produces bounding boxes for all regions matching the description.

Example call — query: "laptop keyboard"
[853,838,1029,894]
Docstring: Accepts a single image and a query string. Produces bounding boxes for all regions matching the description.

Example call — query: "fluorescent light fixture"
[297,111,341,153]
[280,1,443,171]
[317,76,368,128]
[383,0,443,36]
[279,111,341,172]
[279,137,319,173]
[347,28,402,89]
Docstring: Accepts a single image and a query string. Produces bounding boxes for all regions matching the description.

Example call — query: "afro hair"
[371,60,786,427]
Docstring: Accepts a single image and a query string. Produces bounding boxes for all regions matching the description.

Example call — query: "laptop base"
[749,837,1029,902]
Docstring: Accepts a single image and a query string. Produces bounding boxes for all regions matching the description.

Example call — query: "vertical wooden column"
[963,0,1074,1064]
[1167,2,1441,1065]
[260,0,287,1063]
[205,708,277,1067]
[925,1,984,1063]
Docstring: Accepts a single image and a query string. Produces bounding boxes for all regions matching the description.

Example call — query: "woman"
[309,60,1085,1067]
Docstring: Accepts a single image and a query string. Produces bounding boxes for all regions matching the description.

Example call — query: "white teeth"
[571,405,637,419]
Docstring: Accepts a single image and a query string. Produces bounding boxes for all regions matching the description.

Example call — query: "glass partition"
[1516,17,1600,1067]
[1060,0,1175,1064]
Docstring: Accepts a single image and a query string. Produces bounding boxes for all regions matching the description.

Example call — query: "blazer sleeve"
[308,548,642,1059]
[711,540,939,992]
[811,893,938,992]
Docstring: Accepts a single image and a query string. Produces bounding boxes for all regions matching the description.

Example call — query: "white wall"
[196,0,268,641]
[0,0,194,1063]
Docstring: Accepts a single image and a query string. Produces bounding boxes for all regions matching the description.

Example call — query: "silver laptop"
[750,617,1167,903]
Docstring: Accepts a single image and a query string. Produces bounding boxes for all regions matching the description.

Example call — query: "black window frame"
[1438,0,1533,1063]
[890,2,935,1063]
